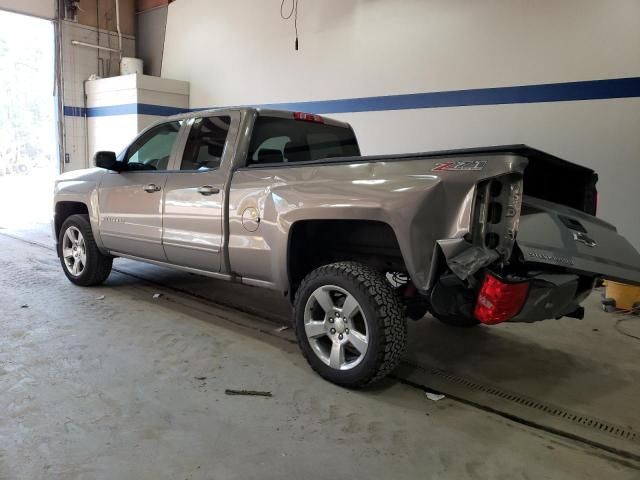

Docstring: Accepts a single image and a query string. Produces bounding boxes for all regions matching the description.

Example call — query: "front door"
[98,121,182,260]
[162,114,238,272]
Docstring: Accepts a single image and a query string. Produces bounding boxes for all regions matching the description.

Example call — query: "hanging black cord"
[280,0,299,50]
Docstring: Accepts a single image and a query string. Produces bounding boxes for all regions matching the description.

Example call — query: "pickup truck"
[53,108,640,387]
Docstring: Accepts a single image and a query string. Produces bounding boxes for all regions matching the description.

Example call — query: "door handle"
[143,183,161,193]
[197,185,220,196]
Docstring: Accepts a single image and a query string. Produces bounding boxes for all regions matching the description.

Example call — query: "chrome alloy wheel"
[303,285,369,370]
[62,226,87,277]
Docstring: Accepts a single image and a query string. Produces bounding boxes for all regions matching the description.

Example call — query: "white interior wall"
[86,74,189,157]
[161,0,640,247]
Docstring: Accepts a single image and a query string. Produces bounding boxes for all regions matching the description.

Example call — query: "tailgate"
[516,196,640,286]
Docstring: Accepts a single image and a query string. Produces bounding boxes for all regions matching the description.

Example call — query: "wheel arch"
[286,219,406,301]
[54,201,90,241]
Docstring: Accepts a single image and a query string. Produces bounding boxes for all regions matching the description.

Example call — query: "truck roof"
[164,107,352,129]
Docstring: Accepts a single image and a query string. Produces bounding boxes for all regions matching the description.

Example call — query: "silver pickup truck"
[53,108,640,387]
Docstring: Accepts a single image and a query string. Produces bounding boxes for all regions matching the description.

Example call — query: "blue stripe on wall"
[64,103,189,117]
[63,106,86,116]
[258,77,640,114]
[64,76,640,117]
[136,103,191,116]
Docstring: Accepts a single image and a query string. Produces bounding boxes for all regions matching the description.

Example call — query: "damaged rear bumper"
[509,273,591,323]
[431,241,594,325]
[473,271,590,325]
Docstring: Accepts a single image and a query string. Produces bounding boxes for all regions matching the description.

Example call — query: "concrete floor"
[1,225,640,479]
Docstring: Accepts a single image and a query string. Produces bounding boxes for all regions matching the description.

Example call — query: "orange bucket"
[604,280,640,311]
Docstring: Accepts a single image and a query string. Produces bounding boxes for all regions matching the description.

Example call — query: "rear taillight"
[294,111,324,123]
[474,273,529,325]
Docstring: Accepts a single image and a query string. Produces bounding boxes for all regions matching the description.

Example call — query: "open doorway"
[0,10,56,229]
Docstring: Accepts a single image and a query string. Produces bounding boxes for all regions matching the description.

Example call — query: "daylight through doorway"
[0,10,56,229]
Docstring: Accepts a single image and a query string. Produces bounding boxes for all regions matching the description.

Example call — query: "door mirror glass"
[94,151,118,170]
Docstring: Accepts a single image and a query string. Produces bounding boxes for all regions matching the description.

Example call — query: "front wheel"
[58,214,113,286]
[293,262,408,388]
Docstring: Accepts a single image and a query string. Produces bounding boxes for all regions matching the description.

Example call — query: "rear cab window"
[247,115,360,166]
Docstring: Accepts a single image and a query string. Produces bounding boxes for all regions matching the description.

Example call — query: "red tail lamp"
[474,273,529,325]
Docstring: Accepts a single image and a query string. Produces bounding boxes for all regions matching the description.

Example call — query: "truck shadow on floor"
[106,258,635,430]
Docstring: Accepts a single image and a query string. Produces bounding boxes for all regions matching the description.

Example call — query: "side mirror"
[94,151,119,171]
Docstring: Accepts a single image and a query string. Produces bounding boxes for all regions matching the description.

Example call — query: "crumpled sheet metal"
[447,245,500,280]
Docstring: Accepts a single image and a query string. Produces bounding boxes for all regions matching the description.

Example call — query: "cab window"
[180,116,231,171]
[125,121,181,171]
[248,116,360,165]
[251,136,290,164]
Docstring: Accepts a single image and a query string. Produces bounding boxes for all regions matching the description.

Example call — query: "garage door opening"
[0,10,56,229]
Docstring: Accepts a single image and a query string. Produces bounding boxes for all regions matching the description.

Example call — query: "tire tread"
[59,214,112,286]
[293,261,407,387]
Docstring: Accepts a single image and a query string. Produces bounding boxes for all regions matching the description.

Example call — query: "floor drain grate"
[405,361,638,443]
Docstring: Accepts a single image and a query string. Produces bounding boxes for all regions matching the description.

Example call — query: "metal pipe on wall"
[55,3,66,172]
[115,0,123,62]
[71,40,121,53]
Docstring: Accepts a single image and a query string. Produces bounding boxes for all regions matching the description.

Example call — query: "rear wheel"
[58,214,113,286]
[293,262,407,388]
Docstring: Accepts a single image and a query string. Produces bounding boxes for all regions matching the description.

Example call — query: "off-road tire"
[293,261,408,388]
[58,214,113,286]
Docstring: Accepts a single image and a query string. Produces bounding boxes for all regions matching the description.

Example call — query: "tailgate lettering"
[527,251,574,266]
[432,160,487,171]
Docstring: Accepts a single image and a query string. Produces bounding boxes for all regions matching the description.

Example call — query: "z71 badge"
[432,160,487,171]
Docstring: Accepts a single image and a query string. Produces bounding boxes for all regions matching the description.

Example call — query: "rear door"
[162,112,240,272]
[517,196,640,286]
[98,121,183,260]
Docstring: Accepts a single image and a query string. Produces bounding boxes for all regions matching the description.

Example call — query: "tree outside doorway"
[0,10,56,229]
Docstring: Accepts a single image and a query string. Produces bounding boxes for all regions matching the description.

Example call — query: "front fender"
[54,168,105,249]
